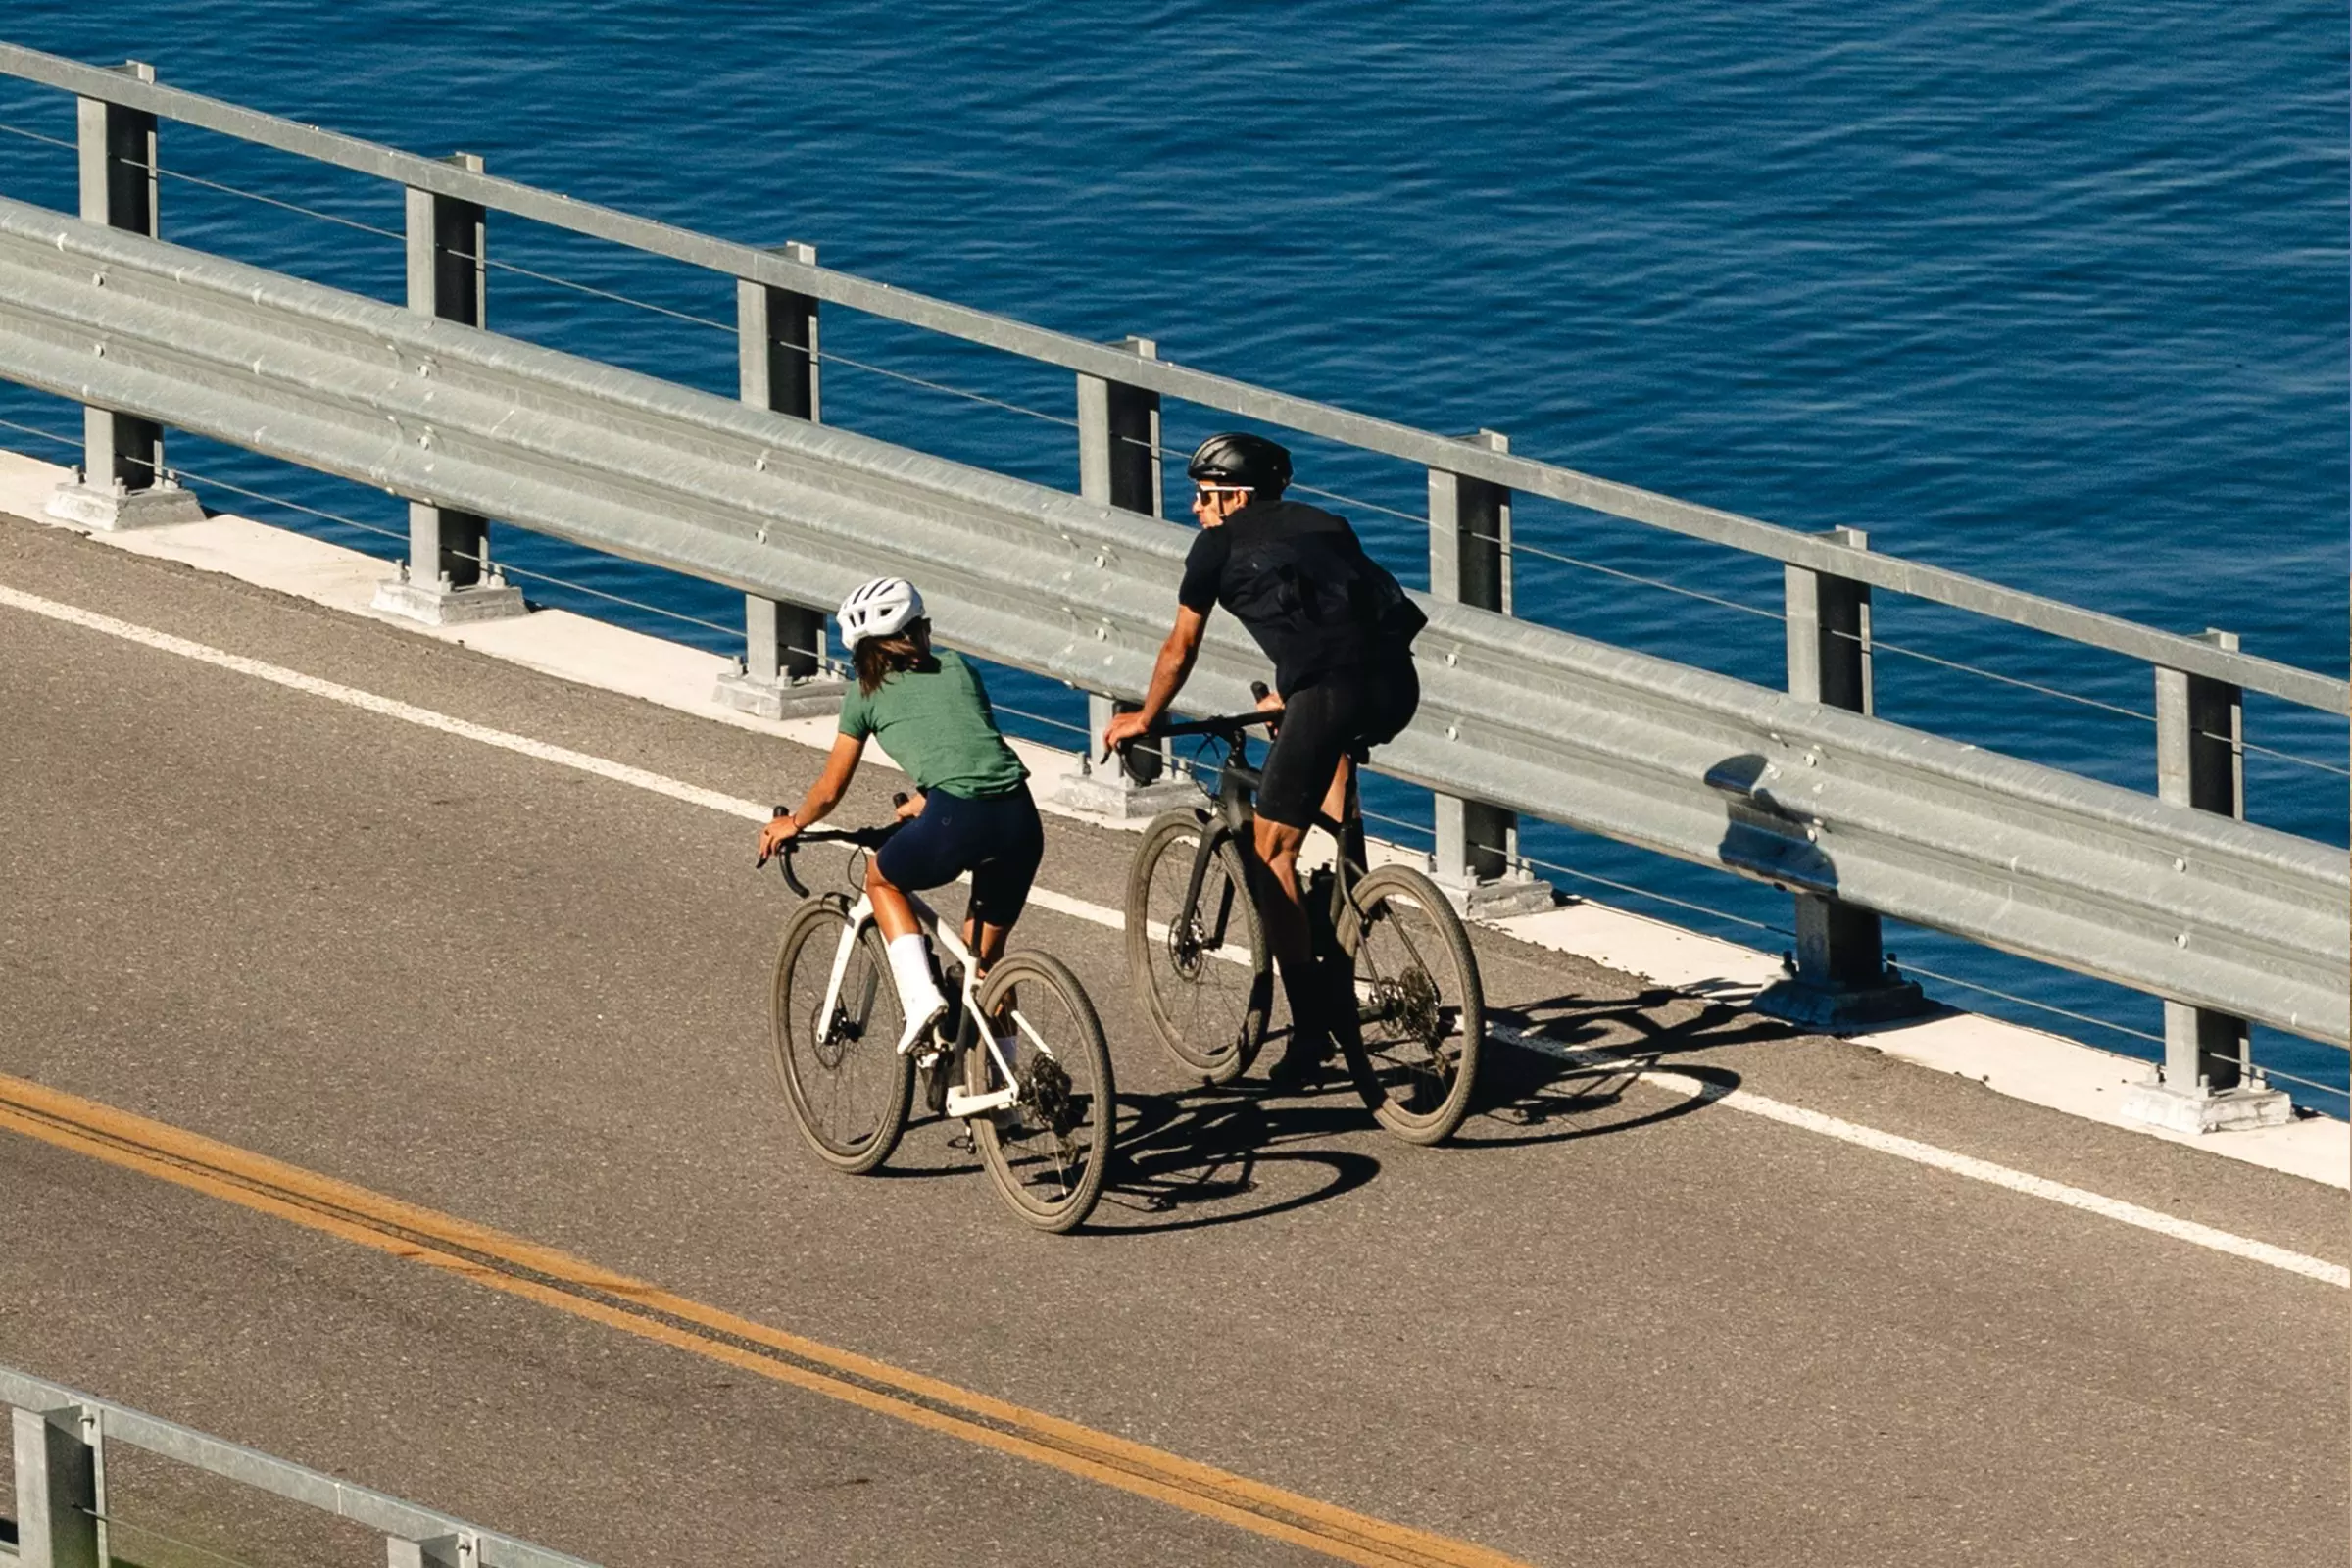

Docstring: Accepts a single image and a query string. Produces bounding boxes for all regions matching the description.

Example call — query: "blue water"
[1,5,2343,1094]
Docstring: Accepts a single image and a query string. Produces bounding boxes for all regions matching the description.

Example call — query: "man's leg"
[1248,812,1317,1035]
[1249,685,1361,1084]
[1317,754,1366,871]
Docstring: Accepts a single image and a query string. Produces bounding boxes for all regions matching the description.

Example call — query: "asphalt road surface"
[1,513,2343,1568]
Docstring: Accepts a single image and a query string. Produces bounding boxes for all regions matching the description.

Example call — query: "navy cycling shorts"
[875,782,1045,926]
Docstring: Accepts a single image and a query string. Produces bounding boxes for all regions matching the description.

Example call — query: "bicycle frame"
[1132,707,1487,1143]
[1172,727,1364,957]
[812,886,1058,1120]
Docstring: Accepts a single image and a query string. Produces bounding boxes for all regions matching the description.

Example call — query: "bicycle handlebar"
[1151,710,1278,740]
[1145,680,1282,742]
[760,793,909,897]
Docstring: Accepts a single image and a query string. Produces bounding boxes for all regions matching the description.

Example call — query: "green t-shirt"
[837,650,1029,799]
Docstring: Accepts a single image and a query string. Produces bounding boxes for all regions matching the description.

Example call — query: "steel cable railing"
[2213,733,2349,779]
[14,393,2341,877]
[0,127,1089,435]
[0,407,79,450]
[0,116,74,152]
[1,119,2343,1078]
[17,127,2342,781]
[1258,464,2343,779]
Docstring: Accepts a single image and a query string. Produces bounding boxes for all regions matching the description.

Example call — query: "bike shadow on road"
[1084,1081,1383,1235]
[1451,989,1792,1151]
[872,994,1788,1227]
[869,1059,1381,1234]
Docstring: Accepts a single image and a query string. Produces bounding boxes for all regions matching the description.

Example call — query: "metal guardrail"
[0,41,2338,712]
[3,1363,598,1568]
[0,198,2337,1046]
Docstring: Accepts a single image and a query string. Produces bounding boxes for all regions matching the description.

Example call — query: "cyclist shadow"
[1084,1085,1381,1236]
[1451,989,1792,1150]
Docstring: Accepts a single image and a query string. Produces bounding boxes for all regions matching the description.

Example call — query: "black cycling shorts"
[875,782,1045,926]
[1255,660,1420,830]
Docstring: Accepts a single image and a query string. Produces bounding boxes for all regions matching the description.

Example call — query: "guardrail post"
[1428,430,1553,916]
[1755,527,1927,1029]
[12,1405,103,1568]
[1058,336,1197,818]
[372,152,524,626]
[714,240,846,720]
[2122,628,2290,1131]
[388,1531,478,1568]
[46,61,203,533]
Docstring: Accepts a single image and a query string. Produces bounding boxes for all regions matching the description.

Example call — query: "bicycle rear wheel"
[965,952,1117,1233]
[1337,865,1485,1145]
[1126,808,1272,1085]
[768,896,914,1173]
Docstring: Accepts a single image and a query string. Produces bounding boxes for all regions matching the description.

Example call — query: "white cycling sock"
[886,932,947,1028]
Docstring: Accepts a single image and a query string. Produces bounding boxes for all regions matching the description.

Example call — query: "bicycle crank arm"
[945,1085,1019,1119]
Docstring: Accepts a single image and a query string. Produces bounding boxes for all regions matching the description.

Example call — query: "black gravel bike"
[1121,692,1486,1145]
[761,807,1115,1233]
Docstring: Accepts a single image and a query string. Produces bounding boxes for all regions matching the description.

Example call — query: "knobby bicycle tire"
[966,951,1117,1233]
[1125,808,1271,1086]
[1337,864,1486,1145]
[768,896,914,1174]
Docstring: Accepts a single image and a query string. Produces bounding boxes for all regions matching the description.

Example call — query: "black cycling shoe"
[1262,1026,1334,1091]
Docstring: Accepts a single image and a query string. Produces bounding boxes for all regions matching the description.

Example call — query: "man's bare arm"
[1137,605,1208,725]
[1102,605,1208,755]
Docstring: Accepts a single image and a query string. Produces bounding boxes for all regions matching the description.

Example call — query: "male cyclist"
[1102,432,1425,1086]
[759,577,1045,1054]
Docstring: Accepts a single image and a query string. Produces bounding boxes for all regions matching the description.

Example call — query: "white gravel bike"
[761,806,1115,1233]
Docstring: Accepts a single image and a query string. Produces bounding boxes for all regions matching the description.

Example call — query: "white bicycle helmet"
[836,576,925,649]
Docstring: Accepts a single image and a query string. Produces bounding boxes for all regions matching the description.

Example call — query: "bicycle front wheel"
[1338,865,1485,1145]
[966,952,1117,1233]
[1126,808,1271,1085]
[768,896,913,1174]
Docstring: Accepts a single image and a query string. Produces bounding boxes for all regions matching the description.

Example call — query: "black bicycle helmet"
[1187,431,1293,494]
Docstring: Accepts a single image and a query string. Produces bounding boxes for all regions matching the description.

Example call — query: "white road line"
[1498,1030,2349,1288]
[7,580,2343,1291]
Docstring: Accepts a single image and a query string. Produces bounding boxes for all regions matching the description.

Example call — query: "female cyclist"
[756,577,1045,1053]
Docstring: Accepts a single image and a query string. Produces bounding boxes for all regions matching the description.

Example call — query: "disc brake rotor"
[813,1006,857,1070]
[1165,916,1206,980]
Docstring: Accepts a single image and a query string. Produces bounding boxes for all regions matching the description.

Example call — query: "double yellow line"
[0,1070,1529,1568]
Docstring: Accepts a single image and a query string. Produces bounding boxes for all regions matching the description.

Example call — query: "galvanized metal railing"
[0,42,2341,1124]
[3,1363,597,1568]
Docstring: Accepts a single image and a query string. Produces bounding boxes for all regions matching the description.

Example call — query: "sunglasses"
[1193,484,1251,506]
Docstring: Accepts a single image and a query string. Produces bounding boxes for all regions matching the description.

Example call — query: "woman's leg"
[965,786,1046,978]
[965,914,1015,973]
[871,806,963,1045]
[865,855,922,941]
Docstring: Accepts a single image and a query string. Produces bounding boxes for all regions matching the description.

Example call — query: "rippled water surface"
[0,4,2343,1089]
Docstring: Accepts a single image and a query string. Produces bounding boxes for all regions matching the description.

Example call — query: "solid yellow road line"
[0,1070,1530,1568]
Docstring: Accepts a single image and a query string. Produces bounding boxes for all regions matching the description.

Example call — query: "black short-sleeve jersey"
[1175,499,1417,697]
